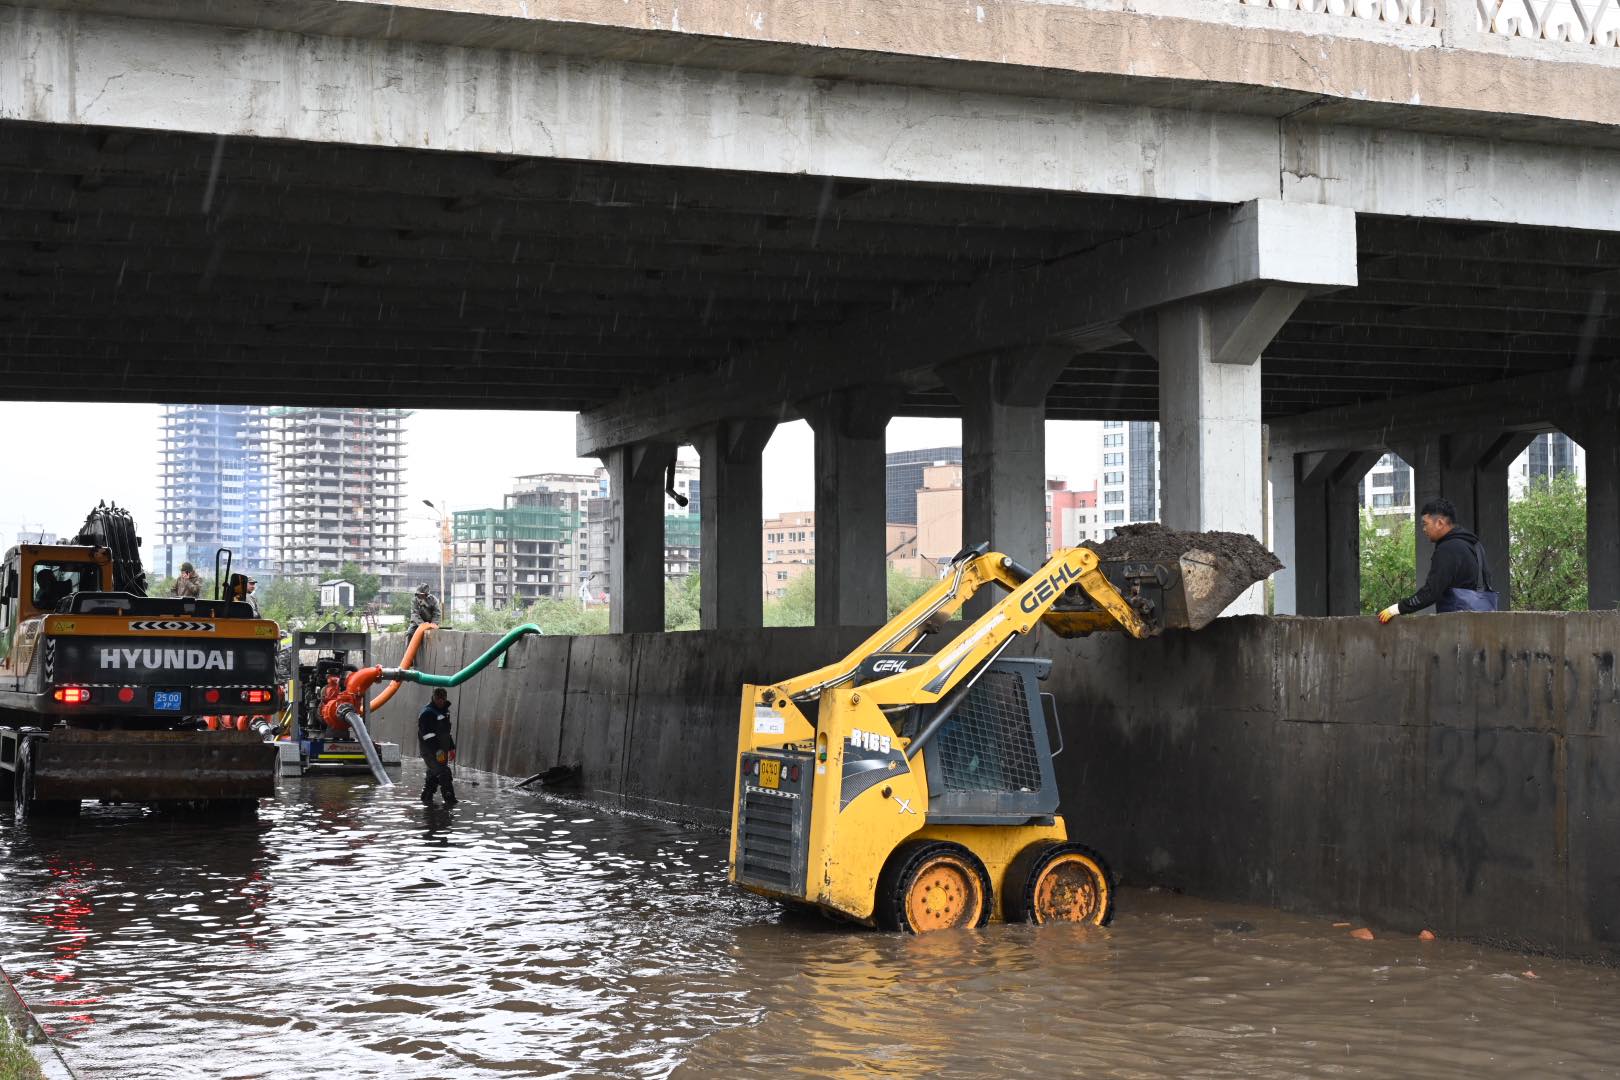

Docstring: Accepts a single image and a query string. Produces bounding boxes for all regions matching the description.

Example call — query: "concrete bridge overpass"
[3,0,1619,628]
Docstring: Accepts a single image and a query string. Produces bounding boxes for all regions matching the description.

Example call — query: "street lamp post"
[423,499,450,607]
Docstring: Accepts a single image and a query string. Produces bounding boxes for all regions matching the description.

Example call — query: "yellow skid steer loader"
[728,530,1276,933]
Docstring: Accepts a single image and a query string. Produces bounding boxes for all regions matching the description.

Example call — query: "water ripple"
[0,765,1615,1078]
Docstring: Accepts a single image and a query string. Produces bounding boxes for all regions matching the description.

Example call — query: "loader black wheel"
[1005,841,1114,926]
[875,841,992,934]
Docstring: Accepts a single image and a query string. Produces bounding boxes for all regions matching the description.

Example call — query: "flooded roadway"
[1,764,1617,1079]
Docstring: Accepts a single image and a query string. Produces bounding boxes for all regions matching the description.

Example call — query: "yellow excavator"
[728,530,1275,932]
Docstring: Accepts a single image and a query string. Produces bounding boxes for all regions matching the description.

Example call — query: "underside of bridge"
[3,119,1617,420]
[2,117,1617,626]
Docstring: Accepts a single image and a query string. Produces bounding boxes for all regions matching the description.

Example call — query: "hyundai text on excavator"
[729,533,1275,933]
[0,505,280,819]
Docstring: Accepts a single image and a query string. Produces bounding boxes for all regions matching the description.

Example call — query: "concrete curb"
[0,965,78,1080]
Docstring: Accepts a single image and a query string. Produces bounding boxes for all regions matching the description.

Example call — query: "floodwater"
[1,765,1618,1079]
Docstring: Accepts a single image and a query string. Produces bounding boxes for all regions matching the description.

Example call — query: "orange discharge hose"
[368,622,436,713]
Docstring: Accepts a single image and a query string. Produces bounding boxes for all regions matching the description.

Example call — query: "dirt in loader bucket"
[1086,523,1283,632]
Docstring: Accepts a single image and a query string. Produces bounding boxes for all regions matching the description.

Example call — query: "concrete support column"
[602,440,676,634]
[1400,432,1533,606]
[1288,450,1379,616]
[1133,286,1307,615]
[1565,416,1620,611]
[801,389,899,628]
[942,347,1070,619]
[1268,442,1299,614]
[1402,438,1444,589]
[694,419,775,630]
[943,348,1072,565]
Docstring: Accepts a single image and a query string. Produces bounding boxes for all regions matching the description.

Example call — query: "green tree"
[260,577,319,625]
[764,570,816,627]
[887,568,935,618]
[1510,473,1587,611]
[528,598,611,636]
[336,561,382,606]
[665,573,702,632]
[1359,511,1416,615]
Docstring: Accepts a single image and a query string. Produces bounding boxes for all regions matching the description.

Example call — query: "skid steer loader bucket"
[1085,524,1283,634]
[1159,547,1272,631]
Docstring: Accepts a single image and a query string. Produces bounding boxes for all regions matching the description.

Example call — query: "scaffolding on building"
[451,501,582,609]
[252,407,409,584]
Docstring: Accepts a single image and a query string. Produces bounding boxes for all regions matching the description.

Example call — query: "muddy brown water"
[1,764,1617,1079]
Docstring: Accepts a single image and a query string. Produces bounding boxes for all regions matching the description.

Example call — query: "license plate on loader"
[759,759,781,789]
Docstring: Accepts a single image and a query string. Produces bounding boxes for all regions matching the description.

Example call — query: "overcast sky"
[0,403,1103,563]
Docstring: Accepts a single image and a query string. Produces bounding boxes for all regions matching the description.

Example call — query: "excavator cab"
[729,533,1280,933]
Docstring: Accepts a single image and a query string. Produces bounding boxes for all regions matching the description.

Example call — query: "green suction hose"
[383,624,543,687]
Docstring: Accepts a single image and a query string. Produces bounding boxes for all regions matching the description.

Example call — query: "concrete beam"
[602,441,675,634]
[0,6,1281,206]
[580,200,1356,453]
[695,419,775,630]
[801,389,898,628]
[17,0,1620,134]
[1269,362,1620,455]
[1283,122,1620,234]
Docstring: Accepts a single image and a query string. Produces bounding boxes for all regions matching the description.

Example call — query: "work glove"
[447,750,456,764]
[1378,604,1401,624]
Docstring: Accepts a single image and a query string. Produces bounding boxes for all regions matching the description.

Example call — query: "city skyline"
[0,402,1107,571]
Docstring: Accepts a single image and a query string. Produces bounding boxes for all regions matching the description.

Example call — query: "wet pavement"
[1,763,1617,1079]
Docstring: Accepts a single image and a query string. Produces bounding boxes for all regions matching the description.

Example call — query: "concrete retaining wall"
[370,613,1620,959]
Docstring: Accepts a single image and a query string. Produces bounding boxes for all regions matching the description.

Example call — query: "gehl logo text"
[1018,562,1081,614]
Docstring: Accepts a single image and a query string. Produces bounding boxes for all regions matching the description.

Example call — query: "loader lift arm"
[761,544,1150,738]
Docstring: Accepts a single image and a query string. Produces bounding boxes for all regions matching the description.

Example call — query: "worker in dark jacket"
[417,688,458,806]
[409,584,441,636]
[1379,497,1498,622]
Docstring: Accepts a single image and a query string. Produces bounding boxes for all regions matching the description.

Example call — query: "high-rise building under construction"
[254,407,408,582]
[155,404,268,577]
[155,405,407,582]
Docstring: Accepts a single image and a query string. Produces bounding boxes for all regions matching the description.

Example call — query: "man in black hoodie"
[417,688,458,806]
[1378,497,1499,622]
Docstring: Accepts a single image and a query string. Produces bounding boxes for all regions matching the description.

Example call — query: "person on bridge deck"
[172,562,203,599]
[409,583,441,635]
[418,687,458,807]
[1378,497,1498,623]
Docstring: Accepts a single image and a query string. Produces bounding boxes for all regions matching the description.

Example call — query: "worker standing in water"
[417,688,458,806]
[1379,497,1499,622]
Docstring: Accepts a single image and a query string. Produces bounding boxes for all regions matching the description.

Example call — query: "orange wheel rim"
[1032,855,1107,925]
[904,858,982,932]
